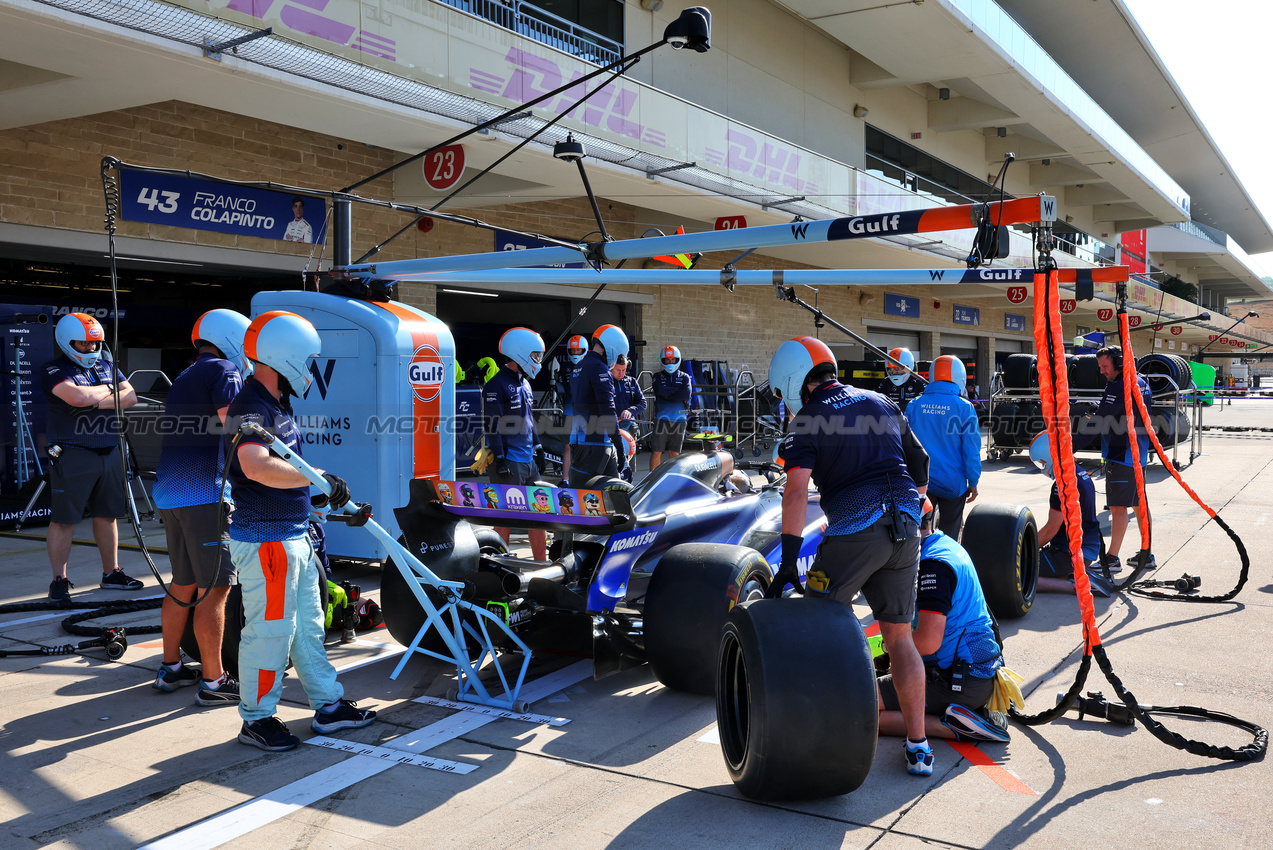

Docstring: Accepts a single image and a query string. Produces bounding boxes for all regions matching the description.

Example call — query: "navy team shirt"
[39,355,128,449]
[153,353,243,509]
[482,365,538,464]
[224,377,309,542]
[780,381,921,536]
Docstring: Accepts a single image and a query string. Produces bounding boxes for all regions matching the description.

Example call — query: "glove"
[806,569,831,596]
[311,472,350,510]
[471,444,495,475]
[766,533,805,598]
[495,458,511,478]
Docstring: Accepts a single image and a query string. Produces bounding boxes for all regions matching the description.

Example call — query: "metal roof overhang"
[1146,225,1273,301]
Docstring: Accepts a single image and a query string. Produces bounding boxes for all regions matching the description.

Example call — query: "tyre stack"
[1138,354,1194,447]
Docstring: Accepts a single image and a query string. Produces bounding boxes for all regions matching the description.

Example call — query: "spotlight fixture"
[853,105,869,119]
[553,133,586,162]
[938,87,950,100]
[996,127,1007,138]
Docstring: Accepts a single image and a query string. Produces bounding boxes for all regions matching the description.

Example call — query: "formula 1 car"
[381,450,1039,694]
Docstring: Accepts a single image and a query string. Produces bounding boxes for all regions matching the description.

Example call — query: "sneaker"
[1102,556,1123,575]
[1129,552,1157,571]
[942,704,1011,744]
[196,675,241,706]
[1085,571,1114,599]
[905,740,934,777]
[238,716,299,752]
[100,569,143,590]
[153,663,200,692]
[48,576,73,603]
[312,699,377,733]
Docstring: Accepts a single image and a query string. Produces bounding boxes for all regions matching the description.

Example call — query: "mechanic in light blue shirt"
[484,327,547,561]
[905,355,981,540]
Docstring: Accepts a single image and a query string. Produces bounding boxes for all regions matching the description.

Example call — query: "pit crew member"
[558,334,587,485]
[41,313,141,602]
[225,310,375,751]
[568,325,629,487]
[1029,432,1113,598]
[612,353,647,430]
[878,497,1010,743]
[650,344,692,471]
[484,327,548,561]
[905,355,980,540]
[876,347,924,412]
[1091,345,1154,572]
[152,309,251,702]
[768,336,936,776]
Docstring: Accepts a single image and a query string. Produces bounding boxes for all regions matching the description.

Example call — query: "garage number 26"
[137,187,179,214]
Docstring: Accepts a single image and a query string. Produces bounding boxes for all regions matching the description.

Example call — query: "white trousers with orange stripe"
[231,536,342,723]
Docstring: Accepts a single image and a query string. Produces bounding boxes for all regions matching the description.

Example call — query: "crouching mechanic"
[1029,432,1113,598]
[226,311,376,751]
[878,497,1010,744]
[152,309,251,702]
[767,337,937,776]
[484,327,548,561]
[568,325,629,487]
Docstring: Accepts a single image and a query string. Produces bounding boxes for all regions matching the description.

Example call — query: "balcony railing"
[440,0,623,65]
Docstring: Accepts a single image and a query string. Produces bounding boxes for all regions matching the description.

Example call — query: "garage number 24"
[137,187,179,214]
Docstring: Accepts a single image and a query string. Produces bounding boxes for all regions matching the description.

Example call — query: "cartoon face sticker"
[436,482,455,505]
[531,488,551,513]
[584,493,602,516]
[483,486,499,509]
[558,491,575,515]
[459,483,477,507]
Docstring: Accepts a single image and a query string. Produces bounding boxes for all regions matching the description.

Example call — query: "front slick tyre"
[716,598,878,801]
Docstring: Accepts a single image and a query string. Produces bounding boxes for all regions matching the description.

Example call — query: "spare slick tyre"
[990,402,1021,448]
[717,598,878,800]
[1070,354,1103,391]
[1002,353,1037,389]
[961,503,1038,620]
[645,543,772,695]
[181,584,243,679]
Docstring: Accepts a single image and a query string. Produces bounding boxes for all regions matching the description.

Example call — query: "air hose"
[1008,262,1266,762]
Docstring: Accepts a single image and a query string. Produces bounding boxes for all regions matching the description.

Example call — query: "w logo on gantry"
[304,359,336,400]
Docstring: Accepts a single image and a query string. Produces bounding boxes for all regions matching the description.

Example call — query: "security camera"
[553,135,586,163]
[663,7,711,52]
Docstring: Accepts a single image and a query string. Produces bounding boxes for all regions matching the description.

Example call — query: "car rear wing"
[422,479,634,535]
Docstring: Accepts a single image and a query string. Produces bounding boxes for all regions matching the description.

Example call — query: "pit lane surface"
[2,401,1271,849]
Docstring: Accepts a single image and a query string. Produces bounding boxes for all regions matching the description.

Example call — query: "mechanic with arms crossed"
[878,496,1010,743]
[649,344,692,471]
[484,327,548,561]
[225,311,375,752]
[768,336,937,776]
[42,313,141,602]
[152,309,252,702]
[567,325,629,487]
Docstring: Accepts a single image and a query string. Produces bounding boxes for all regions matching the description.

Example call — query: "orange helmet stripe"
[244,310,302,363]
[793,335,835,367]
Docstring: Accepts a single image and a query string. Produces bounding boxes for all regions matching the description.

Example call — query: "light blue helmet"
[192,309,253,376]
[930,354,967,388]
[661,344,682,373]
[55,313,105,369]
[245,311,322,392]
[593,324,629,369]
[768,336,836,417]
[886,347,916,386]
[499,327,546,379]
[567,334,588,365]
[1029,431,1054,479]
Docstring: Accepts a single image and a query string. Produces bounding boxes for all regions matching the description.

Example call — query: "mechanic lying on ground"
[877,496,1011,743]
[1029,432,1114,598]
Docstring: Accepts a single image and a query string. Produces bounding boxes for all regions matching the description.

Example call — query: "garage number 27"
[137,187,179,214]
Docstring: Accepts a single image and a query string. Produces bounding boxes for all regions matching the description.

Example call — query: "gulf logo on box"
[408,343,446,402]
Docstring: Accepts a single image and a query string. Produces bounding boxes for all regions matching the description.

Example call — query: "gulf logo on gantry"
[408,344,446,402]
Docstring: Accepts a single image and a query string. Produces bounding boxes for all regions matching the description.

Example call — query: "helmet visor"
[73,340,103,353]
[885,364,908,376]
[661,356,678,365]
[529,351,543,364]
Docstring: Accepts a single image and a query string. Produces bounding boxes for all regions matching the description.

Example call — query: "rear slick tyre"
[716,598,878,800]
[961,503,1038,619]
[644,543,772,695]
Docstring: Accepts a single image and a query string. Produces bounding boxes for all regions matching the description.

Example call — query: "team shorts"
[879,667,997,714]
[813,519,920,624]
[160,503,236,588]
[49,445,128,524]
[650,419,687,453]
[1104,461,1144,508]
[567,443,618,487]
[488,459,540,487]
[1039,546,1095,581]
